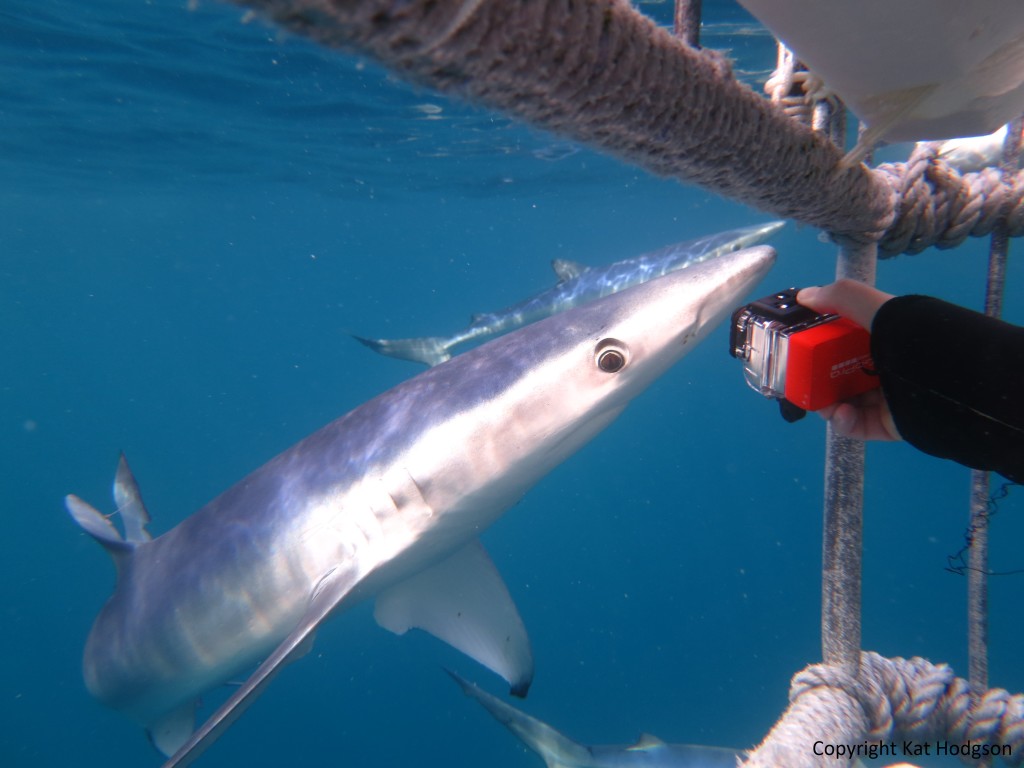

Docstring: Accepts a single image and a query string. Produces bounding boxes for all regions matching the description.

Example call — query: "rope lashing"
[871,143,1024,257]
[763,44,812,125]
[764,44,835,130]
[742,652,1024,767]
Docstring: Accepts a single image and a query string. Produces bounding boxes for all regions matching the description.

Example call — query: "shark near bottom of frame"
[449,670,743,768]
[67,245,775,767]
[449,670,876,768]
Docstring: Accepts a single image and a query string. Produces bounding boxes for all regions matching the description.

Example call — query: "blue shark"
[448,670,744,768]
[450,671,874,768]
[66,245,774,767]
[354,222,784,366]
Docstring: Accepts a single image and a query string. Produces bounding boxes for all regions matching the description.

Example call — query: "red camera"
[729,288,880,421]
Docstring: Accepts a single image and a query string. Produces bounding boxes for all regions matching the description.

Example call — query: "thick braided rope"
[744,652,1024,767]
[230,0,1023,257]
[229,0,894,239]
[872,144,1024,257]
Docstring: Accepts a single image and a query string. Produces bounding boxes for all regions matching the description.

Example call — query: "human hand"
[796,280,901,442]
[813,389,900,441]
[796,279,893,329]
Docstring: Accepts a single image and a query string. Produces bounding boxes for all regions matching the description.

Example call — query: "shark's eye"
[595,339,628,373]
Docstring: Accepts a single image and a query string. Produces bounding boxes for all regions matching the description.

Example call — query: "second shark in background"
[448,670,744,768]
[355,221,785,366]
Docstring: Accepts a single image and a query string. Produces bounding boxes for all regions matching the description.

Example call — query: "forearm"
[871,295,1024,483]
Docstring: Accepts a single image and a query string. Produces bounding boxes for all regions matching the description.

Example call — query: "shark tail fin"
[66,493,134,574]
[66,453,153,575]
[351,334,452,367]
[446,670,591,768]
[113,452,152,543]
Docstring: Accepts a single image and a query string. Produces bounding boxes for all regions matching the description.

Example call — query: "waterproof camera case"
[729,288,879,422]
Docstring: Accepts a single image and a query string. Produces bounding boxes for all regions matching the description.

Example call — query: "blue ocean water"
[3,1,1023,767]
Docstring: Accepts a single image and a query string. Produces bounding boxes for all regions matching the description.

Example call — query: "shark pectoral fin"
[446,670,592,768]
[113,452,152,543]
[374,540,534,697]
[551,258,588,282]
[160,563,362,768]
[147,700,197,757]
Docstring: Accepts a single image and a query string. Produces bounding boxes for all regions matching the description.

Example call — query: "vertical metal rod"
[811,101,831,134]
[821,433,865,676]
[817,112,874,677]
[984,115,1023,321]
[822,241,875,677]
[829,99,847,152]
[673,0,702,48]
[967,472,990,697]
[967,114,1022,706]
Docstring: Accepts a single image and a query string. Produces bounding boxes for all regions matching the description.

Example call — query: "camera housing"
[729,288,879,420]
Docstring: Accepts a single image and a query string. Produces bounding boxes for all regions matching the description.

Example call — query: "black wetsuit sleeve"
[870,295,1024,483]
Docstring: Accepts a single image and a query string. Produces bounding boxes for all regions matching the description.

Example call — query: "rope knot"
[943,678,1024,765]
[873,146,1024,257]
[791,659,892,740]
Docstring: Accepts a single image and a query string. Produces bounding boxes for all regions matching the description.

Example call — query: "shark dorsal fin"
[114,452,152,544]
[628,733,668,751]
[551,258,587,282]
